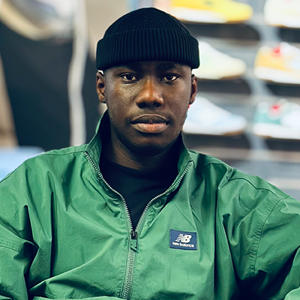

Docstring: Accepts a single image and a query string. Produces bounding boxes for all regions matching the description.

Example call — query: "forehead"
[105,61,191,73]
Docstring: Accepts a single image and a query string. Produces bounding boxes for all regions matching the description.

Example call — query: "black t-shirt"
[100,157,178,229]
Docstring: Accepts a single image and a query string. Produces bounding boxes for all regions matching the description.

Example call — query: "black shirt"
[100,157,177,229]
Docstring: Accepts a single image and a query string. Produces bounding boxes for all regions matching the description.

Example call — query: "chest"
[28,193,237,300]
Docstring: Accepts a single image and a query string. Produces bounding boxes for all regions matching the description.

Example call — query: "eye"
[162,73,179,82]
[120,73,138,82]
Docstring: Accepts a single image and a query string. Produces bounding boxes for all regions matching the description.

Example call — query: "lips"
[131,114,169,134]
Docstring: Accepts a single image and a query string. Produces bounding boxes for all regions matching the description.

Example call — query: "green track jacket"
[1,115,300,300]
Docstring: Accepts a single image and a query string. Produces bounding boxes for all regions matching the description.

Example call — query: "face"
[96,61,197,158]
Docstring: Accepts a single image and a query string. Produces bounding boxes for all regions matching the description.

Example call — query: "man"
[0,7,300,300]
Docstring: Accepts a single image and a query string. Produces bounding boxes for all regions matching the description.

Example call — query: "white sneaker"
[194,41,246,80]
[264,0,300,28]
[253,99,300,140]
[183,96,247,135]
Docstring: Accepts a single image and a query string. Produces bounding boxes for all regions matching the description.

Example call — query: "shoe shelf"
[182,0,300,130]
[170,0,300,199]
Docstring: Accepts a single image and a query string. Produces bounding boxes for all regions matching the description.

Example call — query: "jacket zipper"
[121,159,193,299]
[84,151,192,299]
[121,230,137,299]
[84,152,136,299]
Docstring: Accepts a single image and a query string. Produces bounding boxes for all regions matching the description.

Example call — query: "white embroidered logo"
[170,229,197,250]
[175,234,192,243]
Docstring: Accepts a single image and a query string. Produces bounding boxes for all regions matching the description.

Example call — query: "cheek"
[172,97,191,127]
[169,104,189,132]
[106,84,135,105]
[170,92,190,114]
[105,88,125,111]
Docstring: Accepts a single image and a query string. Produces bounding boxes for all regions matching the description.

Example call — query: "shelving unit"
[179,0,300,199]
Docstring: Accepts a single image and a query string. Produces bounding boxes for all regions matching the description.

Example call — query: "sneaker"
[194,41,246,80]
[252,100,300,140]
[159,0,253,24]
[183,95,247,135]
[264,0,300,28]
[254,43,300,85]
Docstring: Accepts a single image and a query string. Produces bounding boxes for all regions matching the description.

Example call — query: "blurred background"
[0,0,300,199]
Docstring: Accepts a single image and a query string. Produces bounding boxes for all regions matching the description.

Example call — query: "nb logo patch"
[170,229,197,250]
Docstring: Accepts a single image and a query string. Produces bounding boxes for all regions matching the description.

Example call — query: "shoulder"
[220,167,289,213]
[187,149,293,218]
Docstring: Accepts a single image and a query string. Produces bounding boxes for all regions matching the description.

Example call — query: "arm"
[252,196,300,299]
[0,245,34,300]
[220,173,300,299]
[0,164,124,300]
[229,193,300,299]
[0,172,36,300]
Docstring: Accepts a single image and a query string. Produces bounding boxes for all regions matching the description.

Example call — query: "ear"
[96,70,106,103]
[189,74,197,105]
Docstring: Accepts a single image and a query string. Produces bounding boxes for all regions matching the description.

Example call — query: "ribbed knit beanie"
[96,7,199,70]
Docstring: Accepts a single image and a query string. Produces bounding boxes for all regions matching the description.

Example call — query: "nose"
[135,77,164,108]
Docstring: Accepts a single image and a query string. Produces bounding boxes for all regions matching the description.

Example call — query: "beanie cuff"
[97,28,199,70]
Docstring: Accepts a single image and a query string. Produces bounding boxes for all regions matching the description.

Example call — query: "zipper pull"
[130,230,138,252]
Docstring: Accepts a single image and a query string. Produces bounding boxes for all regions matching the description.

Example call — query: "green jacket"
[1,115,300,300]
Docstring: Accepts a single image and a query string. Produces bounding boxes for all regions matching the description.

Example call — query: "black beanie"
[96,7,199,70]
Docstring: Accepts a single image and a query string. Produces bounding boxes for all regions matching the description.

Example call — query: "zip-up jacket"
[0,114,300,300]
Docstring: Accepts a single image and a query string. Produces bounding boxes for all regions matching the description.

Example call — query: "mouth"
[130,114,169,134]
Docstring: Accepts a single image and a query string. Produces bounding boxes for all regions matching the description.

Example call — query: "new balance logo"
[170,230,197,250]
[175,234,192,243]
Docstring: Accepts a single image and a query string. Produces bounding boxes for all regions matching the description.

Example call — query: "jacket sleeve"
[253,195,300,299]
[0,163,125,300]
[234,194,300,299]
[221,172,300,299]
[0,244,33,300]
[0,168,37,300]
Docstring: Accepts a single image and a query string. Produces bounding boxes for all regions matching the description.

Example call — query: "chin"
[130,141,172,156]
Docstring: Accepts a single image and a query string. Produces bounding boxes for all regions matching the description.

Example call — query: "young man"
[0,7,300,300]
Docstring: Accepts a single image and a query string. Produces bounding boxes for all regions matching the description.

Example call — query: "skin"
[96,61,197,171]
